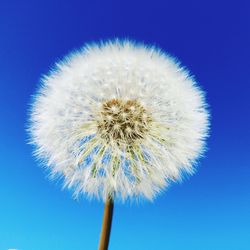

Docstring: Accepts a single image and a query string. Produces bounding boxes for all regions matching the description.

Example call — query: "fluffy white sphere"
[29,40,209,201]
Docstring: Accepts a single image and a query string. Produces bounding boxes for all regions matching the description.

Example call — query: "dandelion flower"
[29,40,209,250]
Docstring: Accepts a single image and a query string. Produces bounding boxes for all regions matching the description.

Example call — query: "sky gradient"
[0,1,249,249]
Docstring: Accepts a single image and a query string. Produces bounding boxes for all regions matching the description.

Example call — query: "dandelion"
[29,40,209,250]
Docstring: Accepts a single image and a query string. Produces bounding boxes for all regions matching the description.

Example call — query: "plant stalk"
[98,197,114,250]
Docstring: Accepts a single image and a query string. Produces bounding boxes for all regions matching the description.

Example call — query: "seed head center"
[97,98,152,145]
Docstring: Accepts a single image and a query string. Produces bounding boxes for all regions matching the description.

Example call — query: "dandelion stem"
[98,197,114,250]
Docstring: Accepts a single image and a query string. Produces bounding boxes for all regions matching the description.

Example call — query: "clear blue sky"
[0,1,249,250]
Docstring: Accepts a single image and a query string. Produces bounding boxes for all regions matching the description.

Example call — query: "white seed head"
[29,40,209,202]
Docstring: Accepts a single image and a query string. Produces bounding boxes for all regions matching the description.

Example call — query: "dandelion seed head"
[29,40,209,202]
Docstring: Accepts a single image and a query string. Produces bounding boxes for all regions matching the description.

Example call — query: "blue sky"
[0,0,249,249]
